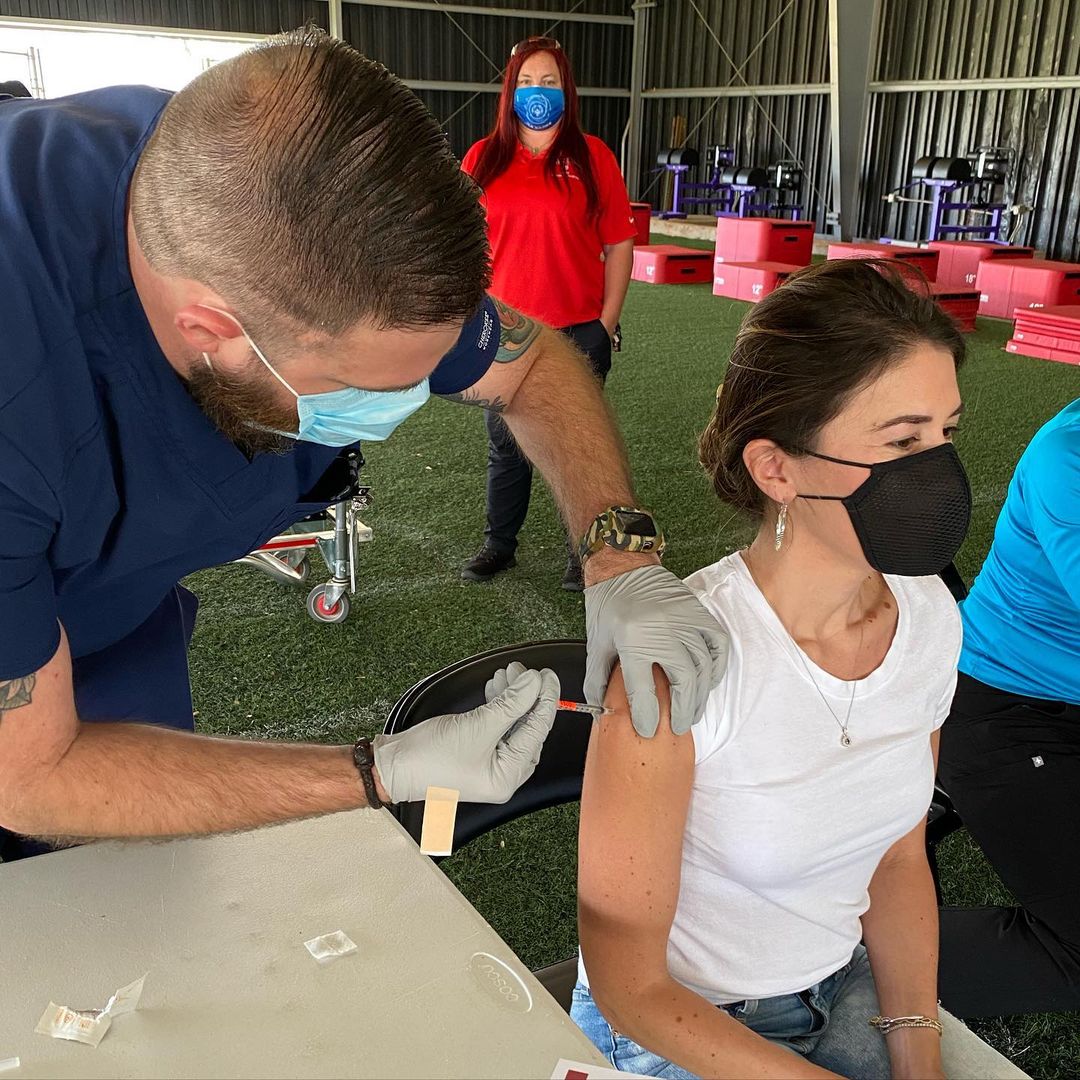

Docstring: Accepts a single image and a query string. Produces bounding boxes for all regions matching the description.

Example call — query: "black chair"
[925,561,969,900]
[385,639,591,1008]
[939,560,969,605]
[385,636,964,1009]
[0,80,31,100]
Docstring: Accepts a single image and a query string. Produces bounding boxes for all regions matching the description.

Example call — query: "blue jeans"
[571,945,892,1079]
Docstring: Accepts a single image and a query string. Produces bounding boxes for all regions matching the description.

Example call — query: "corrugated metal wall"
[637,0,832,229]
[0,0,631,160]
[0,0,326,33]
[861,0,1080,259]
[7,0,1080,252]
[342,2,631,159]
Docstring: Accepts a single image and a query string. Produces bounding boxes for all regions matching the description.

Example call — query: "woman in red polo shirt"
[460,36,637,592]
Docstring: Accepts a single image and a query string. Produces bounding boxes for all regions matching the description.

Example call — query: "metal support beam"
[0,15,262,42]
[871,75,1080,93]
[624,0,652,199]
[642,82,829,99]
[344,0,633,25]
[403,78,627,97]
[328,0,344,38]
[828,0,880,240]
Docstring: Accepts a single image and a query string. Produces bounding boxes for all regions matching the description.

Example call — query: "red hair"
[469,39,600,218]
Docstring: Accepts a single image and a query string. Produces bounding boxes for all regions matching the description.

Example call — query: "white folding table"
[0,809,607,1078]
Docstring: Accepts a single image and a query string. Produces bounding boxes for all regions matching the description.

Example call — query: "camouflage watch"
[578,506,667,563]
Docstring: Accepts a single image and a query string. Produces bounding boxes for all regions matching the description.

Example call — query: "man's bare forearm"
[7,723,370,840]
[502,327,634,538]
[442,303,659,584]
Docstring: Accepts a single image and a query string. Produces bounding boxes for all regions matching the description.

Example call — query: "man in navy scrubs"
[0,30,725,858]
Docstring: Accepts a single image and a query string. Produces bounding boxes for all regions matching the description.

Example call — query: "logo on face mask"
[796,443,972,576]
[513,86,564,130]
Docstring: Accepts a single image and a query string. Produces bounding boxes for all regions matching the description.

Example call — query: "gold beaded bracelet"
[869,1014,943,1037]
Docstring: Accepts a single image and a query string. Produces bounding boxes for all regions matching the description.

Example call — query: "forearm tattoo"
[493,299,541,363]
[0,674,36,722]
[442,302,539,410]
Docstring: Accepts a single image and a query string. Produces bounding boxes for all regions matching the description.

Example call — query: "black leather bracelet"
[352,736,391,809]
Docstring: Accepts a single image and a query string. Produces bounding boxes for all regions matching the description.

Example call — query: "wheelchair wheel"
[306,584,349,624]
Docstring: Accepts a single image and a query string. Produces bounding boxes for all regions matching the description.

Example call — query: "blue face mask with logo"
[203,313,430,447]
[513,86,564,130]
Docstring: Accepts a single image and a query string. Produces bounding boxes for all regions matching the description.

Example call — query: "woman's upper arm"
[578,667,696,1002]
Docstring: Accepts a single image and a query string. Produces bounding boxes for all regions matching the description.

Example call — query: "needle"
[557,700,613,717]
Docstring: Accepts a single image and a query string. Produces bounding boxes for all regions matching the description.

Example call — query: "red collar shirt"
[462,135,636,328]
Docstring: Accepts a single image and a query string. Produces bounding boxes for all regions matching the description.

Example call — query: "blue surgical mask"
[514,86,564,130]
[202,313,430,447]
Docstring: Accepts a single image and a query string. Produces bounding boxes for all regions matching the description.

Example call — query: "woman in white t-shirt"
[572,259,972,1079]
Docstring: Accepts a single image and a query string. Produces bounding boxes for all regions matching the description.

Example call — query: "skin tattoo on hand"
[0,674,35,722]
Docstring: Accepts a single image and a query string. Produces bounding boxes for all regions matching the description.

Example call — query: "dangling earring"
[774,502,789,551]
[202,352,213,371]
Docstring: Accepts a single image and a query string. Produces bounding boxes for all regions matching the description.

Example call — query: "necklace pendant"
[840,731,852,747]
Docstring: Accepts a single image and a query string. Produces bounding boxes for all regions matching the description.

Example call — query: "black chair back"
[940,561,969,603]
[384,640,589,853]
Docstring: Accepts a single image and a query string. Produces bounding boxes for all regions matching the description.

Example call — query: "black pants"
[937,672,1080,1017]
[483,319,612,558]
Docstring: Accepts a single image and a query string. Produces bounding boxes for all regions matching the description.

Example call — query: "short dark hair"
[131,27,490,341]
[699,259,966,518]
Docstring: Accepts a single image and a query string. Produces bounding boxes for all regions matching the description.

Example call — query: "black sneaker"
[561,557,584,593]
[461,547,517,582]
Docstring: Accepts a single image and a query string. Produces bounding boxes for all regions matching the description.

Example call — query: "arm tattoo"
[492,298,541,364]
[0,674,36,720]
[443,389,509,413]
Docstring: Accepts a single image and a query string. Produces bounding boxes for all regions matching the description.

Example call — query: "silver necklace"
[793,646,857,747]
[742,548,867,747]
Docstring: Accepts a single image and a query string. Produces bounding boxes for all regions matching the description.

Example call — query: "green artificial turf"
[186,242,1079,1077]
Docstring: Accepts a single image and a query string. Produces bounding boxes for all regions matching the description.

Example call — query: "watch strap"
[352,736,391,809]
[578,506,666,563]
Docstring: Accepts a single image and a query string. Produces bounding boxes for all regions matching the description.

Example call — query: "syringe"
[557,700,613,717]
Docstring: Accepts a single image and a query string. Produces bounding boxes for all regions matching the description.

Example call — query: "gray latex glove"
[484,660,530,705]
[584,564,728,738]
[373,665,560,804]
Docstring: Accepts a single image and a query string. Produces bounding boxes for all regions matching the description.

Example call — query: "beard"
[185,359,298,457]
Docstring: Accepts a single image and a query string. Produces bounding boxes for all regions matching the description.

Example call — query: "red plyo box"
[632,244,713,284]
[1012,329,1080,353]
[1013,305,1080,334]
[976,260,1080,318]
[827,241,939,282]
[629,201,651,246]
[713,261,800,302]
[1006,339,1080,366]
[715,217,814,267]
[930,283,980,331]
[1013,308,1080,354]
[928,241,1034,289]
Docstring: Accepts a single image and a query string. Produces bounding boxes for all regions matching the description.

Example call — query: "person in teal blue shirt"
[937,397,1080,1018]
